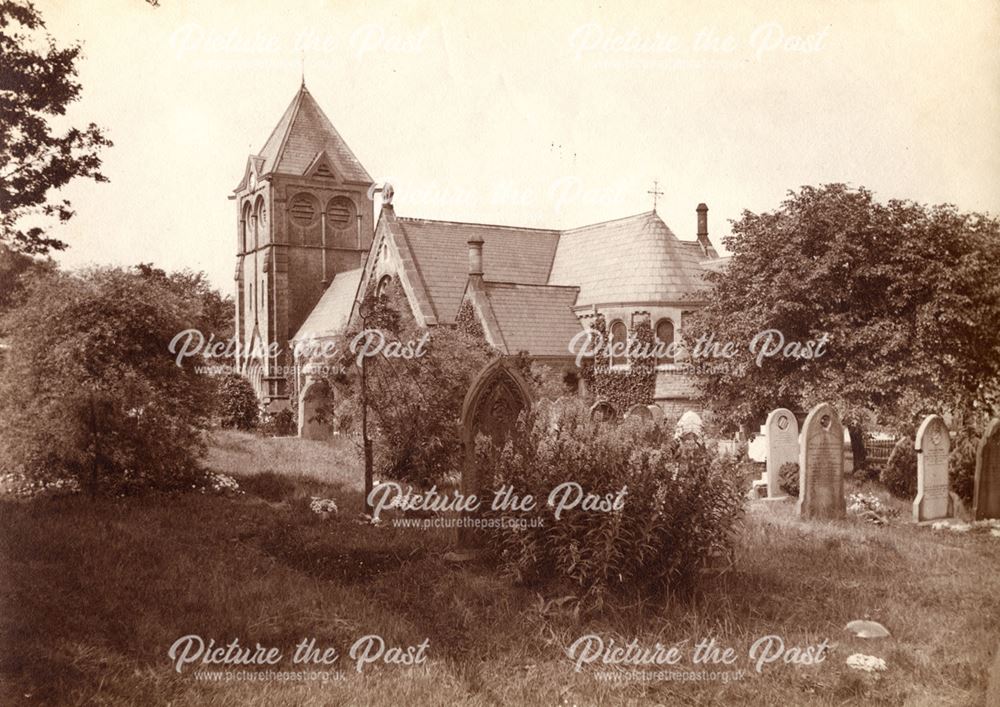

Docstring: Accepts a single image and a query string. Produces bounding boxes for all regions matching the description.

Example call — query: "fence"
[864,436,898,467]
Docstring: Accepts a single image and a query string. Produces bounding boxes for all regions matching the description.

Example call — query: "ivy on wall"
[456,299,485,341]
[582,314,657,413]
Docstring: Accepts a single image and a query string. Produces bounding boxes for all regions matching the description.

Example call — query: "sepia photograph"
[1,1,999,704]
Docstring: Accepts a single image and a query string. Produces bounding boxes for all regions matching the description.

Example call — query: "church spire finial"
[300,51,306,88]
[647,179,664,211]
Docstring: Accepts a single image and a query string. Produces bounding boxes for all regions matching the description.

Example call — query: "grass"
[1,430,998,705]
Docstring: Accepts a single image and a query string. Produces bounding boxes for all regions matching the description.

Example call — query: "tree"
[0,267,214,493]
[134,264,234,342]
[685,184,1000,433]
[0,243,54,317]
[313,276,494,490]
[0,0,112,254]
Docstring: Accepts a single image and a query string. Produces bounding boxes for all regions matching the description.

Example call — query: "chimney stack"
[468,235,484,279]
[696,203,710,256]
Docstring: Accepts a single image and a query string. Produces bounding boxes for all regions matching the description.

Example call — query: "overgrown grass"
[1,433,998,705]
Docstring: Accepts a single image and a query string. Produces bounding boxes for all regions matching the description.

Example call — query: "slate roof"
[548,211,717,305]
[291,268,363,342]
[244,85,371,187]
[476,282,583,357]
[395,218,560,324]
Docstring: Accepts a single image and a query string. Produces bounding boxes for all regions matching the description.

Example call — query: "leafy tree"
[686,184,1000,433]
[134,263,234,341]
[0,243,54,317]
[0,267,214,493]
[0,0,112,253]
[315,276,494,487]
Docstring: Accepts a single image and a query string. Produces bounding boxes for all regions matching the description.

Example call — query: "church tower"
[232,83,374,407]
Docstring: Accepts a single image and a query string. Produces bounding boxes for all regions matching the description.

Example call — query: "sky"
[33,0,1000,296]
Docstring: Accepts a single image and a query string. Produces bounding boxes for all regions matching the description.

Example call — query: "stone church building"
[231,85,724,436]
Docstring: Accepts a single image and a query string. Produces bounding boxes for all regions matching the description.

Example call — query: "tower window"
[610,320,628,367]
[326,196,355,229]
[290,193,318,226]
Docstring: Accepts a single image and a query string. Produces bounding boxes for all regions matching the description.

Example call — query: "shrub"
[779,461,799,497]
[217,374,259,430]
[881,437,917,499]
[0,268,213,495]
[478,399,745,606]
[950,423,980,505]
[261,407,296,437]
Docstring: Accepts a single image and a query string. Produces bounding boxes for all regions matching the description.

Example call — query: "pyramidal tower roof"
[250,84,372,184]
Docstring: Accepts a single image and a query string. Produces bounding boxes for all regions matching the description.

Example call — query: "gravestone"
[973,419,1000,520]
[797,402,845,519]
[765,408,798,499]
[589,400,617,422]
[453,358,533,557]
[298,378,334,441]
[675,410,704,440]
[913,414,952,522]
[625,404,652,421]
[646,404,665,423]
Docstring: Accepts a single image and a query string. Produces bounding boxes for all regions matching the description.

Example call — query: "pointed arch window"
[241,202,252,252]
[655,318,675,366]
[609,320,628,367]
[375,275,392,300]
[254,197,267,247]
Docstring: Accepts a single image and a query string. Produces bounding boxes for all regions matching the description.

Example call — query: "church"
[231,84,725,436]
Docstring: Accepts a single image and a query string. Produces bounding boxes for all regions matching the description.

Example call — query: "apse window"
[655,318,675,366]
[610,320,628,367]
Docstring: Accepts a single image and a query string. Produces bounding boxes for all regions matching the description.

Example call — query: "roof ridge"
[271,87,306,177]
[483,280,581,292]
[561,210,656,234]
[396,216,560,234]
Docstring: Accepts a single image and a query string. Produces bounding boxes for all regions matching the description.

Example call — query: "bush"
[950,423,980,505]
[217,374,259,430]
[0,268,213,495]
[779,461,799,497]
[478,399,745,606]
[881,437,917,499]
[261,407,296,437]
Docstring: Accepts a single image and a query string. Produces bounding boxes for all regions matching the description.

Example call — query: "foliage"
[779,461,799,497]
[0,267,214,494]
[580,314,657,413]
[685,184,1000,431]
[216,373,259,430]
[0,0,112,253]
[478,399,745,606]
[847,492,899,525]
[881,437,917,499]
[261,407,296,437]
[0,244,54,318]
[949,421,981,505]
[134,264,234,341]
[320,275,494,486]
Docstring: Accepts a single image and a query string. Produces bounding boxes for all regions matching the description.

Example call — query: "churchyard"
[2,413,1000,705]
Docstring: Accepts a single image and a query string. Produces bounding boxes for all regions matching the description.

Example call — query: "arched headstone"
[913,415,952,522]
[797,403,845,519]
[455,358,533,553]
[765,408,798,499]
[625,404,652,421]
[589,400,617,422]
[974,419,1000,520]
[298,378,334,441]
[647,405,665,423]
[675,410,704,440]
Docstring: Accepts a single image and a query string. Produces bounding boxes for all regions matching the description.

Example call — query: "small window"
[655,319,675,366]
[241,203,252,252]
[610,320,628,367]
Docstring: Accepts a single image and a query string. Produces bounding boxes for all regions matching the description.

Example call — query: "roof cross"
[647,179,664,211]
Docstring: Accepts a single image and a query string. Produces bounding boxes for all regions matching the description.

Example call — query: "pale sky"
[36,0,1000,295]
